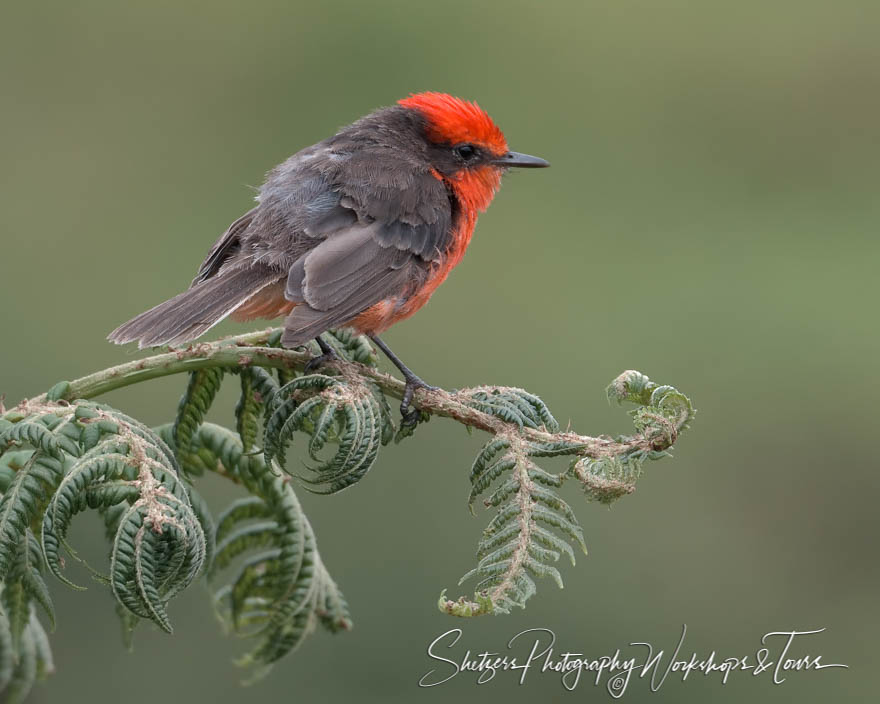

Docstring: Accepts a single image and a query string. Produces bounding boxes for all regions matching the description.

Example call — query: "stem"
[16,328,686,460]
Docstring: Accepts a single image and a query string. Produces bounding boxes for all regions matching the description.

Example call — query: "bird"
[109,92,549,426]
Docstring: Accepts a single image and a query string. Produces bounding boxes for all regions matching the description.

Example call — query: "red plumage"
[398,93,508,157]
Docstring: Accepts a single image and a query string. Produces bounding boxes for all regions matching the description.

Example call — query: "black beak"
[494,151,550,168]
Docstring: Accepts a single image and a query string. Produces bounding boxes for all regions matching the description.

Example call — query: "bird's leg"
[369,334,438,428]
[304,334,339,373]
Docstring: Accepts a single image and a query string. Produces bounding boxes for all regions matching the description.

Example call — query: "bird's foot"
[304,346,339,374]
[400,374,438,430]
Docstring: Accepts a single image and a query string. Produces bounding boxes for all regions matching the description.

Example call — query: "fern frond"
[234,367,277,452]
[567,370,696,504]
[156,422,351,678]
[173,367,225,469]
[1,615,36,704]
[321,329,381,367]
[0,452,65,581]
[214,496,272,543]
[0,530,54,676]
[0,606,53,703]
[0,604,13,695]
[262,374,391,493]
[1,321,696,696]
[0,400,208,643]
[29,612,54,681]
[459,387,560,431]
[211,521,279,575]
[455,433,586,614]
[446,372,693,617]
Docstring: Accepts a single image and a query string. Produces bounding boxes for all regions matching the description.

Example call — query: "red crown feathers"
[399,92,508,156]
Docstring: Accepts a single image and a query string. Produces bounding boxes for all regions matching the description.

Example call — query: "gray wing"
[286,222,413,310]
[264,149,454,347]
[192,207,258,285]
[280,221,418,346]
[220,130,456,347]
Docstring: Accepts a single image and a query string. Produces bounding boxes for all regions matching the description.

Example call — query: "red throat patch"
[398,92,508,156]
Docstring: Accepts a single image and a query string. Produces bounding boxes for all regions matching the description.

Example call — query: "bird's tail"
[108,265,282,349]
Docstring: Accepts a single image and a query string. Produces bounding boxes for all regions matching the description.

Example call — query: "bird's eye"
[455,144,477,161]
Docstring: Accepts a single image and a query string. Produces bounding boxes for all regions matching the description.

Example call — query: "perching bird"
[109,92,549,424]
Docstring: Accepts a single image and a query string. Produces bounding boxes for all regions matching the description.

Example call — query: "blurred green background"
[1,0,877,702]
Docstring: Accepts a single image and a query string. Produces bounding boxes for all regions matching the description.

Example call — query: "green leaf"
[0,452,64,579]
[2,619,36,704]
[455,436,586,615]
[173,368,225,460]
[235,367,277,452]
[263,375,385,493]
[157,422,351,676]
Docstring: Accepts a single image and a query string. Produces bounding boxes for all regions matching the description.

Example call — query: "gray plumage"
[108,265,279,348]
[108,105,461,350]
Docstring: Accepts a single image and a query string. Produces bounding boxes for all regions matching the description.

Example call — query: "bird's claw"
[399,408,424,430]
[399,376,437,430]
[304,348,339,374]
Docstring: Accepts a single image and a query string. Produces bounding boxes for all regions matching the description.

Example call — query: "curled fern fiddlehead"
[0,398,209,700]
[263,373,392,493]
[440,371,694,617]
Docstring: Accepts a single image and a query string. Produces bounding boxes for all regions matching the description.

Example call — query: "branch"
[25,328,687,464]
[0,325,695,691]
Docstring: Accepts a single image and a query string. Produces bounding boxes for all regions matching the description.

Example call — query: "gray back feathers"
[109,105,457,350]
